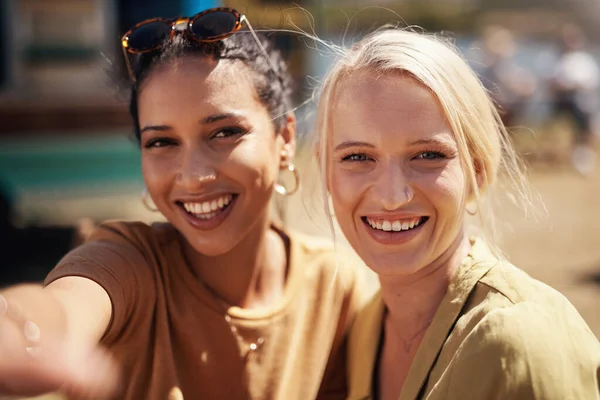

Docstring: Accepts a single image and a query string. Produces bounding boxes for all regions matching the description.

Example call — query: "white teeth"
[197,211,218,220]
[366,217,423,232]
[182,195,234,218]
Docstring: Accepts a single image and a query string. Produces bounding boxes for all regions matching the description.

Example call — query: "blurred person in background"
[0,8,363,400]
[314,28,600,399]
[476,25,536,128]
[549,24,600,176]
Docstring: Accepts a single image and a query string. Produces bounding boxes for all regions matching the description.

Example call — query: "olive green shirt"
[347,238,600,400]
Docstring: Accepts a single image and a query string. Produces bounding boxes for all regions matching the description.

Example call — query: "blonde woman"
[314,29,600,399]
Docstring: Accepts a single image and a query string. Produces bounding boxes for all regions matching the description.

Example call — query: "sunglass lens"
[127,21,171,51]
[190,11,238,39]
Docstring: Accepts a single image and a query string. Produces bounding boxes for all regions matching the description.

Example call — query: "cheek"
[141,155,176,197]
[228,135,281,189]
[329,167,365,221]
[425,163,467,217]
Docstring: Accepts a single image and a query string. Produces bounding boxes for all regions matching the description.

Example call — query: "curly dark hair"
[128,31,294,143]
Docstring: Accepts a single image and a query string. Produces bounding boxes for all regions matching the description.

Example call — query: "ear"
[309,138,334,194]
[279,113,297,167]
[468,159,486,201]
[315,139,321,165]
[475,159,486,190]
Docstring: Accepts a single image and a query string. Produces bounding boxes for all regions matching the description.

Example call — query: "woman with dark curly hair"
[0,9,362,400]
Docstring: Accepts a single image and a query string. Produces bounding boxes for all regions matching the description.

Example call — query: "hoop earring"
[141,188,159,212]
[274,164,300,196]
[466,201,478,216]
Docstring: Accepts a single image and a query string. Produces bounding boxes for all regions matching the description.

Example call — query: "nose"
[373,161,414,211]
[176,149,217,191]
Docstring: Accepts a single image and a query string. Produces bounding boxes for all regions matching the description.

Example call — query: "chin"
[366,258,425,277]
[188,236,238,257]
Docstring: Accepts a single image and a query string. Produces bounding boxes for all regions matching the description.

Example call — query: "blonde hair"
[315,28,533,257]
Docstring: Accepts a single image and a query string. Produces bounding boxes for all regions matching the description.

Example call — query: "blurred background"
[1,0,599,344]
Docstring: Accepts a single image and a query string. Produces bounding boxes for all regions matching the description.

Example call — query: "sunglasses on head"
[121,7,279,82]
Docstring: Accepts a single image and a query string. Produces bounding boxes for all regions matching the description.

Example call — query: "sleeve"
[44,222,156,344]
[443,301,600,400]
[316,253,371,400]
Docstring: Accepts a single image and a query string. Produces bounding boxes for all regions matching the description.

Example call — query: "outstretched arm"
[0,278,117,398]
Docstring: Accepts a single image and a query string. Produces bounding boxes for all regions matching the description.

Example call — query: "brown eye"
[211,127,245,139]
[144,138,176,149]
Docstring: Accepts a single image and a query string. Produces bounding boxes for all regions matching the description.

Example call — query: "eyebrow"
[333,137,454,151]
[409,137,455,148]
[202,113,244,124]
[140,124,171,135]
[334,141,376,152]
[140,112,246,135]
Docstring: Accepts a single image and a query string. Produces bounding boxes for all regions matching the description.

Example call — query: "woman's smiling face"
[138,56,294,256]
[328,71,468,276]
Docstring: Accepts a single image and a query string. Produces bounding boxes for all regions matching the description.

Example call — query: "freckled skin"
[328,72,468,276]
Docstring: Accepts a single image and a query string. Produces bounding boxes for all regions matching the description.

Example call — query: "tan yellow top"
[347,238,600,400]
[43,221,363,400]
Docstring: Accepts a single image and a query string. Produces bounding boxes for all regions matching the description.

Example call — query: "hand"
[0,286,119,399]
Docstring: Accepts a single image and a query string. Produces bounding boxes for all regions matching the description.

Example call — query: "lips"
[176,194,238,230]
[360,216,429,245]
[364,216,427,232]
[181,194,233,219]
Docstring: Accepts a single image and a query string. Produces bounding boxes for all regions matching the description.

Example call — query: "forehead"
[138,56,262,116]
[331,71,453,145]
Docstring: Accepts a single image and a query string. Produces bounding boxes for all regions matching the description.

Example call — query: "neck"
[183,210,288,310]
[379,231,471,340]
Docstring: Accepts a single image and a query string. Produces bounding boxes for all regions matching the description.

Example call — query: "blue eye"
[416,151,446,160]
[342,153,371,162]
